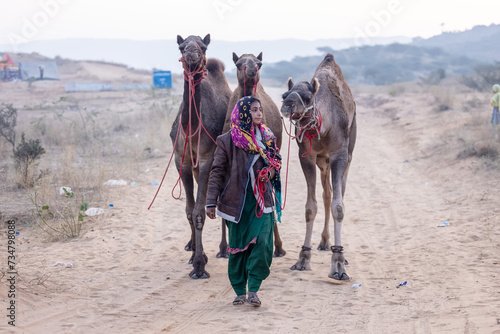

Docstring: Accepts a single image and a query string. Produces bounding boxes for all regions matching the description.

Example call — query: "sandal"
[232,295,246,305]
[247,292,261,307]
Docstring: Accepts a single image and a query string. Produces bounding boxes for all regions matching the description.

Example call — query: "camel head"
[233,52,262,88]
[177,34,210,70]
[281,77,320,120]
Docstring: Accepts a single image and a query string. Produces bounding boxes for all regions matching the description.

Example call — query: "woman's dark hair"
[247,96,261,105]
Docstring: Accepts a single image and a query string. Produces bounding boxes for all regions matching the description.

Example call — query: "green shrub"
[13,133,46,188]
[31,186,90,239]
[0,103,17,152]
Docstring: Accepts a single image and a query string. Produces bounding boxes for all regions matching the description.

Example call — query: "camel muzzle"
[280,104,294,118]
[184,53,200,65]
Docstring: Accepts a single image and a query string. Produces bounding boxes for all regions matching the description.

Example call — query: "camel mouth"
[280,105,293,118]
[244,71,257,78]
[291,112,302,120]
[184,55,201,66]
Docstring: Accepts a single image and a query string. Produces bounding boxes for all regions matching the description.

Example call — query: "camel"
[218,52,286,258]
[170,34,231,279]
[223,53,282,148]
[280,53,356,280]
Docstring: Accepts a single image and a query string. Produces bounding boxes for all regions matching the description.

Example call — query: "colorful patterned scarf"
[230,96,282,221]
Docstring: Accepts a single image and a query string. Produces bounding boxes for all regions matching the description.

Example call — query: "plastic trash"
[85,208,104,216]
[437,220,450,227]
[130,182,137,185]
[397,281,407,287]
[51,262,73,268]
[150,181,159,185]
[103,179,127,186]
[109,204,114,207]
[15,232,19,235]
[351,283,362,287]
[59,186,71,195]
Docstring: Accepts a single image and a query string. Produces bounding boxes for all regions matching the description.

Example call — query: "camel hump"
[318,53,346,82]
[206,58,225,75]
[315,52,355,122]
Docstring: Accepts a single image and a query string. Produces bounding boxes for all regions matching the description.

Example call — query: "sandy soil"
[1,73,500,333]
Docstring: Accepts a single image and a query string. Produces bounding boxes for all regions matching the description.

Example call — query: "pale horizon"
[1,0,499,46]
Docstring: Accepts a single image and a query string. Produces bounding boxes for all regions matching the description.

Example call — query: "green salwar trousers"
[226,184,274,296]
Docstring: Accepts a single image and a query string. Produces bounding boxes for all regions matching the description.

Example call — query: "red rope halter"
[243,64,259,97]
[148,49,217,209]
[281,97,322,158]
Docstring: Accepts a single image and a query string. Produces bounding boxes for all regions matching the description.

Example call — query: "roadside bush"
[13,133,45,188]
[31,186,90,239]
[460,62,500,91]
[0,103,17,152]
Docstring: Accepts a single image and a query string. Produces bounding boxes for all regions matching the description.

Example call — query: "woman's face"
[250,101,263,126]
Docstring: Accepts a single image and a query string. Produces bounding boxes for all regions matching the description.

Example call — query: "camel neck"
[181,73,203,131]
[242,81,256,97]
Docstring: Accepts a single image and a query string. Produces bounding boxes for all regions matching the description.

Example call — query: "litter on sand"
[351,283,362,288]
[103,179,127,186]
[397,281,408,288]
[85,208,104,216]
[437,220,450,227]
[51,262,73,268]
[150,181,160,185]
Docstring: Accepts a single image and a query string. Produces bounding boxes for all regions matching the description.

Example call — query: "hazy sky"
[0,0,498,46]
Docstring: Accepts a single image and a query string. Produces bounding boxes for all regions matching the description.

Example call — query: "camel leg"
[188,158,213,279]
[317,156,332,250]
[342,114,356,197]
[217,220,229,258]
[273,224,286,257]
[175,154,196,253]
[328,151,349,280]
[291,152,317,271]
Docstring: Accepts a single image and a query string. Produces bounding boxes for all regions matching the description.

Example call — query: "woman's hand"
[206,207,217,219]
[259,169,276,182]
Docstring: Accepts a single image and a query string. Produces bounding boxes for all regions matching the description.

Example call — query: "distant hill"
[412,24,500,63]
[0,36,410,75]
[2,25,498,86]
[264,24,500,85]
[264,43,478,85]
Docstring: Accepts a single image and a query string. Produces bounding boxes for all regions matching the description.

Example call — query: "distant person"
[491,84,500,125]
[39,65,44,80]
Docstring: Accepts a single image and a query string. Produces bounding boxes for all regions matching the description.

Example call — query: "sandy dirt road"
[1,88,499,334]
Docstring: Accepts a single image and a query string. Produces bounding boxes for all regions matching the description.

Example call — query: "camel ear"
[233,52,239,64]
[177,35,184,45]
[311,78,320,95]
[287,77,294,91]
[203,34,211,46]
[257,52,262,61]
